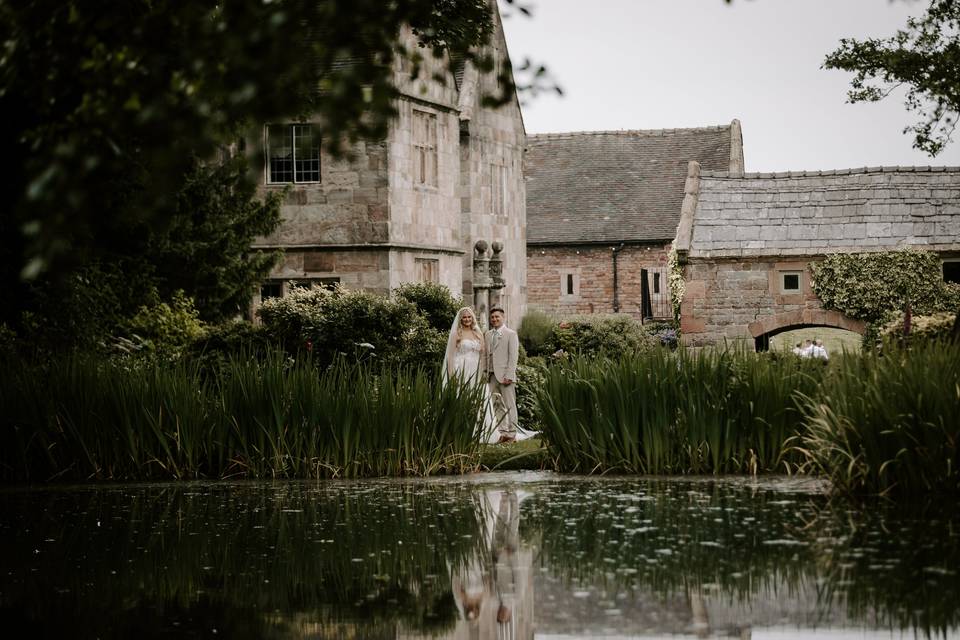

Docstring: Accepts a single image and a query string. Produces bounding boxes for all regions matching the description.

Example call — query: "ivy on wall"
[810,249,960,325]
[668,244,685,324]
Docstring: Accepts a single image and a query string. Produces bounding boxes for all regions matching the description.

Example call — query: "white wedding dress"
[451,338,499,443]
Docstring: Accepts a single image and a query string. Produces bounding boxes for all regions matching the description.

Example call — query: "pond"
[1,473,958,639]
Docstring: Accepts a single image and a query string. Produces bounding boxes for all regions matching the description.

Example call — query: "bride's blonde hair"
[455,307,484,346]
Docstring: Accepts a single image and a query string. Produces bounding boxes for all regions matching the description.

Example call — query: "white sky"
[499,0,960,172]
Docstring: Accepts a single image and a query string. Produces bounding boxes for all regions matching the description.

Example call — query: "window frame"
[415,257,439,283]
[943,259,960,285]
[265,123,321,185]
[411,109,438,188]
[780,270,802,294]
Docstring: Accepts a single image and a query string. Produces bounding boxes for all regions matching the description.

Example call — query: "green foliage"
[257,285,440,368]
[184,320,275,373]
[256,286,334,354]
[811,250,960,337]
[668,243,685,324]
[797,341,960,495]
[148,156,283,322]
[824,0,960,156]
[552,314,658,358]
[121,291,207,357]
[518,309,556,357]
[880,311,959,344]
[516,357,548,432]
[0,351,486,481]
[537,348,825,475]
[393,281,461,332]
[0,0,509,283]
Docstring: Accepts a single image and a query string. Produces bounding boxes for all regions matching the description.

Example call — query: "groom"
[485,306,519,444]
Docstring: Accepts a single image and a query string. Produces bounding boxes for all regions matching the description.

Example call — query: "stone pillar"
[489,241,504,309]
[473,240,491,330]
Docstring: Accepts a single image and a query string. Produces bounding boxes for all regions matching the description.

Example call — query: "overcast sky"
[499,0,960,172]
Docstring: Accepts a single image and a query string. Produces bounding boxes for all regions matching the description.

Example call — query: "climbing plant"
[667,244,685,325]
[810,249,960,326]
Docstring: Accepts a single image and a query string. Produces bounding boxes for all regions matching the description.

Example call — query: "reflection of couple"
[452,489,527,639]
[443,306,530,444]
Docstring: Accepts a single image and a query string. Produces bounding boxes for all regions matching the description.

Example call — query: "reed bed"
[796,340,960,495]
[0,352,486,481]
[537,348,824,474]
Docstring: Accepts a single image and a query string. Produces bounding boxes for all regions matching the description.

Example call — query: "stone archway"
[749,309,865,351]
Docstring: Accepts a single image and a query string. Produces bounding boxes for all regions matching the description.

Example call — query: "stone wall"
[254,138,389,247]
[675,165,960,347]
[457,9,527,327]
[680,256,867,346]
[526,244,672,319]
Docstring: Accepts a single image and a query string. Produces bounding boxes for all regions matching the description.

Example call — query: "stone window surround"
[768,261,809,303]
[411,108,439,189]
[415,257,439,283]
[560,269,581,299]
[263,123,321,185]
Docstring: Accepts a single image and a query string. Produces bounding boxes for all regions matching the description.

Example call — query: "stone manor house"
[249,6,526,325]
[248,3,960,346]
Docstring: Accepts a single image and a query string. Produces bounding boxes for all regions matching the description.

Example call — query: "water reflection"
[0,475,957,639]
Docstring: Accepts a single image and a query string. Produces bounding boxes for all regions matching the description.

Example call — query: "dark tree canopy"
[824,0,960,156]
[0,0,553,350]
[0,0,507,284]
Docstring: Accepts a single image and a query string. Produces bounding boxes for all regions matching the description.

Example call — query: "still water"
[1,473,958,639]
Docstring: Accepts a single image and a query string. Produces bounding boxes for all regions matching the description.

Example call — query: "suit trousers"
[488,374,518,437]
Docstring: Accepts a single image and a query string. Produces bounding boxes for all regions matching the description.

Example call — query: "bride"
[443,307,498,443]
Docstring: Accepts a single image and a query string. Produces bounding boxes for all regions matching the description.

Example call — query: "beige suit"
[485,326,519,438]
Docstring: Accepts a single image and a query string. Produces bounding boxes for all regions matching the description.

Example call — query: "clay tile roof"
[525,126,734,244]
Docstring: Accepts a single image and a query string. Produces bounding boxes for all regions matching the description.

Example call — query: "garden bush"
[518,309,555,357]
[258,285,419,365]
[516,356,547,433]
[551,314,658,358]
[394,282,462,332]
[879,311,958,344]
[119,290,207,358]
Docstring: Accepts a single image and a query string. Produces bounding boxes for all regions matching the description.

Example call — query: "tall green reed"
[796,340,960,495]
[1,350,486,481]
[537,347,824,474]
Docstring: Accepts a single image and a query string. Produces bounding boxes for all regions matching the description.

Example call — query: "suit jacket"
[485,326,519,383]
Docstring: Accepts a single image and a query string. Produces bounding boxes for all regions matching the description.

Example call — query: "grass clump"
[797,340,960,495]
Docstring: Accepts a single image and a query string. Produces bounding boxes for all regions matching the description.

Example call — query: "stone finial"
[488,240,504,287]
[474,239,489,257]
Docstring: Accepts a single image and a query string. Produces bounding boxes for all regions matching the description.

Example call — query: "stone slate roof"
[685,166,960,258]
[525,126,734,244]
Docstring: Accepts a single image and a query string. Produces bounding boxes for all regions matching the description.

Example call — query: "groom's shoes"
[497,435,516,444]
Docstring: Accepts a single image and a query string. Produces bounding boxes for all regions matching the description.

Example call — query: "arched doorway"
[749,310,865,352]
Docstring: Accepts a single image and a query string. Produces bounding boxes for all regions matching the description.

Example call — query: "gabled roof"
[683,166,960,258]
[525,124,739,244]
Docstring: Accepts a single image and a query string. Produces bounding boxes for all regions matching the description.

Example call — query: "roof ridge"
[700,166,960,178]
[527,125,732,141]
